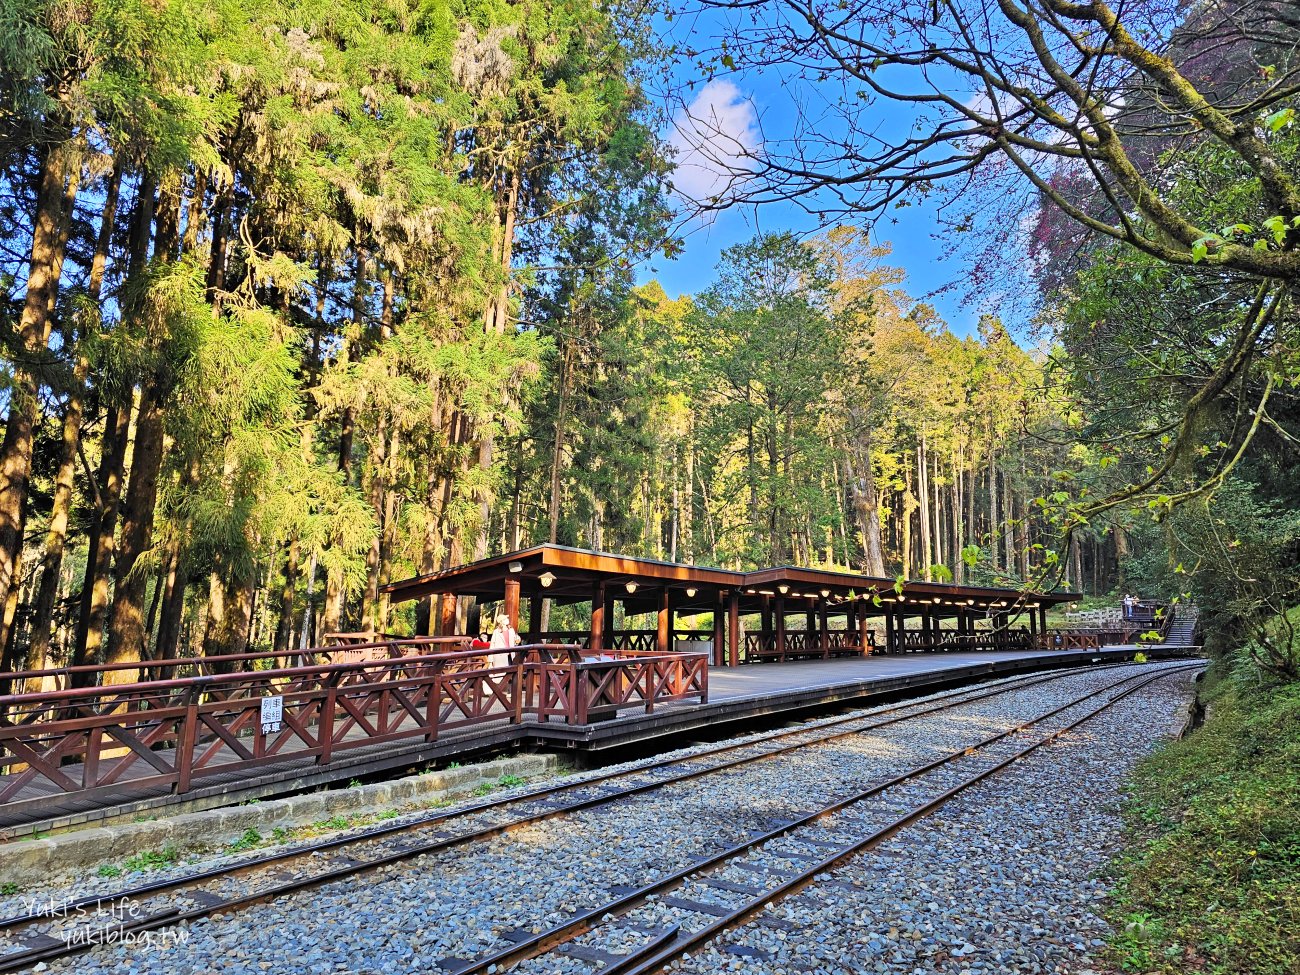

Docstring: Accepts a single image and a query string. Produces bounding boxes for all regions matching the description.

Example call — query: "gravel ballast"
[6,660,1198,975]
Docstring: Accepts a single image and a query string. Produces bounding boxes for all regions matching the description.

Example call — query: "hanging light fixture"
[777,584,790,595]
[820,589,831,598]
[539,571,555,588]
[685,587,698,598]
[508,561,523,574]
[625,580,638,594]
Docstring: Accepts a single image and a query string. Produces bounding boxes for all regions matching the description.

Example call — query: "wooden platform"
[0,645,1189,839]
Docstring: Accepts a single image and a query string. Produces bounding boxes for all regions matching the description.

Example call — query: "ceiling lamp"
[625,580,638,594]
[820,589,831,598]
[778,584,790,595]
[508,561,523,574]
[966,598,975,605]
[539,571,555,588]
[685,587,698,598]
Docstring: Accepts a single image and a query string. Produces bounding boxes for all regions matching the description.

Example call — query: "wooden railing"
[0,637,469,697]
[0,643,707,812]
[742,629,873,662]
[1035,629,1103,650]
[894,628,1033,652]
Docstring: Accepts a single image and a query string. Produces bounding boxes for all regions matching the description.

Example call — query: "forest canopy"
[0,0,1296,681]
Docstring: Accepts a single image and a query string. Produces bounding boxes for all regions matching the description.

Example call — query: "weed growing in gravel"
[96,864,122,879]
[228,829,263,852]
[124,847,180,873]
[497,774,526,788]
[1108,670,1300,975]
[0,882,19,895]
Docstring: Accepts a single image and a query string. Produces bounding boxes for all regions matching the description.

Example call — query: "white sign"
[260,695,284,735]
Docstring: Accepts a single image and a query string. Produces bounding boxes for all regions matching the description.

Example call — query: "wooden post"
[590,580,606,652]
[504,579,520,632]
[438,593,457,636]
[657,587,671,654]
[859,607,872,657]
[1039,606,1048,642]
[774,595,786,661]
[818,597,829,658]
[712,591,726,667]
[604,589,616,648]
[727,592,740,666]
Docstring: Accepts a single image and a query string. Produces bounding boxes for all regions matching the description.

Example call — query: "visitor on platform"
[489,613,520,665]
[1122,594,1135,619]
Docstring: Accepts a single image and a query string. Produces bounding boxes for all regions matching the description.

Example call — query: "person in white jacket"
[488,613,520,666]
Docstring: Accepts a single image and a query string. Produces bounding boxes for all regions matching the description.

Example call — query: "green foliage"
[227,828,263,852]
[1110,674,1300,974]
[123,846,180,873]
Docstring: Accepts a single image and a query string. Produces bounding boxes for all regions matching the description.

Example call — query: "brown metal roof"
[382,545,1079,616]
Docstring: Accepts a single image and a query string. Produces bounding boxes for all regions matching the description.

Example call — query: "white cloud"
[668,80,760,205]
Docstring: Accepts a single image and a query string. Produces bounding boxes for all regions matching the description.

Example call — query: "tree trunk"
[273,538,299,653]
[0,142,78,647]
[73,403,131,669]
[105,387,166,675]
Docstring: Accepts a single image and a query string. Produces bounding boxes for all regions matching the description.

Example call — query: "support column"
[712,591,726,667]
[604,589,616,649]
[657,587,671,654]
[727,592,740,666]
[504,579,520,632]
[897,611,908,653]
[590,580,606,652]
[774,595,787,660]
[1038,605,1048,642]
[818,597,829,658]
[859,606,872,656]
[438,593,457,637]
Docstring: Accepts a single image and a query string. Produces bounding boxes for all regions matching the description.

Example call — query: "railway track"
[475,662,1198,975]
[0,660,1199,973]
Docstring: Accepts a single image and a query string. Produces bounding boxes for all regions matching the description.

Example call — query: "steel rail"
[0,661,1111,936]
[604,664,1198,975]
[448,661,1202,975]
[0,660,1179,973]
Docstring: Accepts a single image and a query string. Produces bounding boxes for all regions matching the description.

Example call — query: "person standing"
[489,613,520,666]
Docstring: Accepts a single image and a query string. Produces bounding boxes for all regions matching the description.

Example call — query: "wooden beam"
[656,587,671,654]
[774,595,786,660]
[590,580,606,652]
[504,579,520,632]
[713,591,726,667]
[727,592,740,666]
[818,597,829,658]
[438,593,456,637]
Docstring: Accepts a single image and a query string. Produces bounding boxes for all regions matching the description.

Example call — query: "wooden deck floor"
[0,645,1177,838]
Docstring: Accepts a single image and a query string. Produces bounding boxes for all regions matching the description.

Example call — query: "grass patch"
[123,846,180,873]
[1108,673,1300,974]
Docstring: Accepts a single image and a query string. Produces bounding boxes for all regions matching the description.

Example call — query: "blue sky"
[633,13,1030,339]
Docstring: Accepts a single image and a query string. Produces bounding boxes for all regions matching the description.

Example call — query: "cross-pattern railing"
[894,628,1033,652]
[0,643,708,811]
[742,629,874,662]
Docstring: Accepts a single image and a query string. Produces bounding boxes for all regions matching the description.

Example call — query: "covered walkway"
[383,545,1079,664]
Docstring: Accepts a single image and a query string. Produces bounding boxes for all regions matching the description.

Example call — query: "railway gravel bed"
[4,660,1197,975]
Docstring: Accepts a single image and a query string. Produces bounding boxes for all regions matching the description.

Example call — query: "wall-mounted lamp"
[777,584,790,595]
[625,580,638,594]
[539,571,555,588]
[685,587,697,598]
[508,561,523,574]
